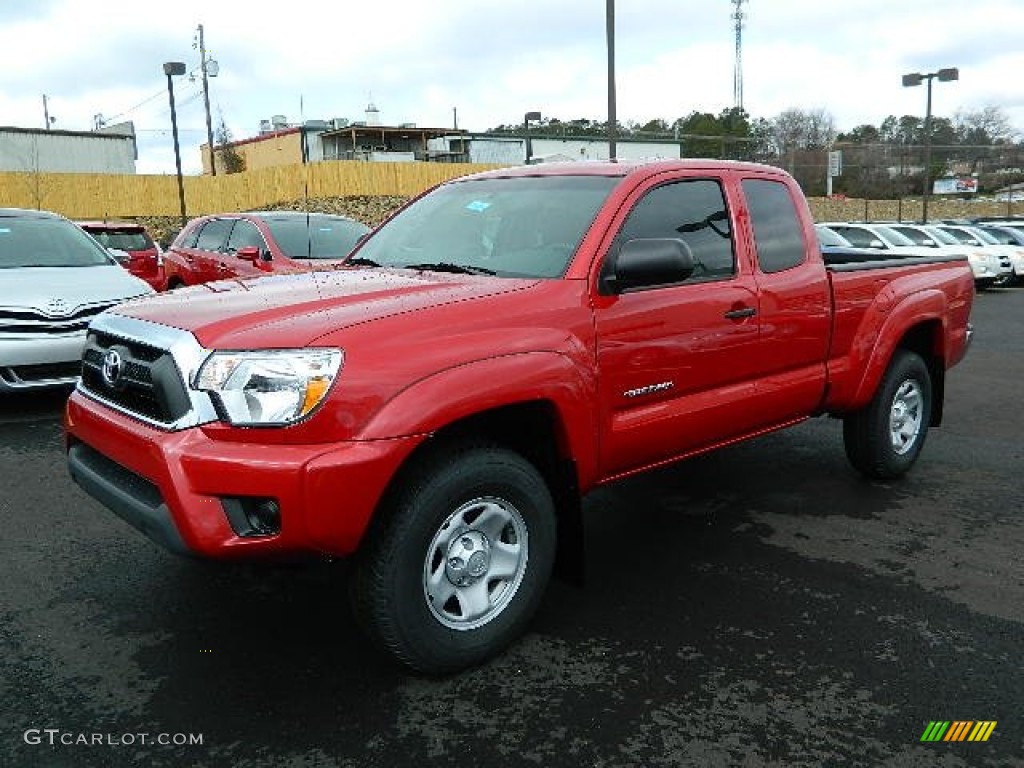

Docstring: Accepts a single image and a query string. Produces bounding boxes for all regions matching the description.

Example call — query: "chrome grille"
[80,332,190,424]
[0,302,119,335]
[77,313,220,431]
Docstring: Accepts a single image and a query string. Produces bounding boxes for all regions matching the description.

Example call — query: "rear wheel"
[843,350,932,480]
[350,442,556,675]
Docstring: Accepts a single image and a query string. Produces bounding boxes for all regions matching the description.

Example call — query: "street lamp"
[902,66,958,223]
[163,62,188,229]
[523,111,541,164]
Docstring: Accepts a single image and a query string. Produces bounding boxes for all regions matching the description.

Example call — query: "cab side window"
[743,179,807,273]
[611,179,735,286]
[194,219,235,253]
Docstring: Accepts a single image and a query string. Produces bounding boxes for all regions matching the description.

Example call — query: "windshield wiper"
[403,261,496,276]
[343,256,382,267]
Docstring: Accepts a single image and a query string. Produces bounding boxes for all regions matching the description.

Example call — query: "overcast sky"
[3,0,1022,175]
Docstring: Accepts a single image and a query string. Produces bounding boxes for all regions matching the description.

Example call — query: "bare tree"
[803,107,837,150]
[954,106,1017,145]
[769,107,837,174]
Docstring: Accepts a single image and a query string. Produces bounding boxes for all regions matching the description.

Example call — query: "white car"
[817,222,937,257]
[972,224,1024,285]
[933,224,1016,288]
[884,223,1000,288]
[0,208,154,391]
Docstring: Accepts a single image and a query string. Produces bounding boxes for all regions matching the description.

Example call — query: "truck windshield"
[350,175,619,278]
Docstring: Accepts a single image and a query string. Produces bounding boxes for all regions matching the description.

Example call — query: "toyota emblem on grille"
[45,297,70,316]
[101,349,124,387]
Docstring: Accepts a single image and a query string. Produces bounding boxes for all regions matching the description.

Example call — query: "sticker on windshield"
[465,201,491,213]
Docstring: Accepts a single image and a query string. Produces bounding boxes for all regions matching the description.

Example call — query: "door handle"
[723,307,757,320]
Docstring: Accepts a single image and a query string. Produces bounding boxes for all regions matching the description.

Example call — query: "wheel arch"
[380,400,586,584]
[846,292,949,423]
[895,320,946,427]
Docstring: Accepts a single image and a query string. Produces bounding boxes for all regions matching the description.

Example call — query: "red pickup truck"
[65,160,974,674]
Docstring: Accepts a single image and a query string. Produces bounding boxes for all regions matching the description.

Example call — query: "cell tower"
[732,0,748,111]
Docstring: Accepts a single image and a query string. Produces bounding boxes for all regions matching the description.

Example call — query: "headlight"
[195,349,343,426]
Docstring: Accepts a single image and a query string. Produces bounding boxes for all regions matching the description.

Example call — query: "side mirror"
[236,246,262,262]
[868,239,886,249]
[604,238,696,294]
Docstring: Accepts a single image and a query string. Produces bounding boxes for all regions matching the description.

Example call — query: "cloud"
[2,0,1023,174]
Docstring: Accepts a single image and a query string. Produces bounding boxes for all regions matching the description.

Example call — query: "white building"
[430,134,683,165]
[0,123,137,174]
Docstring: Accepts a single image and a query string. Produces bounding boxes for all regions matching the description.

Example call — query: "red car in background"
[163,211,370,288]
[78,220,166,291]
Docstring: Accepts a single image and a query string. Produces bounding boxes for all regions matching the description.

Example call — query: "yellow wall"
[0,160,502,219]
[0,160,1019,222]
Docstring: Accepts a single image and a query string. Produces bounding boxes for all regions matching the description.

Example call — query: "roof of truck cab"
[457,159,792,181]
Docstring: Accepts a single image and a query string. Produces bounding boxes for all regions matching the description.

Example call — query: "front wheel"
[843,350,933,480]
[350,443,556,675]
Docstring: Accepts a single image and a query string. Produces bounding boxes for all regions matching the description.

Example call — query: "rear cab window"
[742,179,807,273]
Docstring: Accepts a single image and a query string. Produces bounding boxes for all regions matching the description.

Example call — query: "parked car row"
[0,209,154,391]
[5,201,1023,397]
[815,220,1019,289]
[1,207,370,393]
[162,211,370,289]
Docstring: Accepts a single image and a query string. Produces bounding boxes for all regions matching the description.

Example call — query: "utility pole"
[42,94,53,130]
[197,24,217,176]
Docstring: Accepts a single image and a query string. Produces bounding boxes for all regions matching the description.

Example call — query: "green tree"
[215,112,245,174]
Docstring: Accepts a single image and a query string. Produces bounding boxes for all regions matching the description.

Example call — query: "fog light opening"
[248,499,281,535]
[221,496,282,537]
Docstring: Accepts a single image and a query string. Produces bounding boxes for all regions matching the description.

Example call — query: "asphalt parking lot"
[1,287,1022,768]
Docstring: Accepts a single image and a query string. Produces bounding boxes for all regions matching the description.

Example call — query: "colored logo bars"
[921,721,997,743]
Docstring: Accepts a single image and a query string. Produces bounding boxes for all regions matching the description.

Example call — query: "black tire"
[843,350,932,480]
[350,442,557,675]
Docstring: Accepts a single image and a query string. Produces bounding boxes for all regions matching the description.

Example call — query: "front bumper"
[65,391,421,559]
[0,333,85,391]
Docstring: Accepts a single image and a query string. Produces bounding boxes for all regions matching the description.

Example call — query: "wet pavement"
[1,288,1022,767]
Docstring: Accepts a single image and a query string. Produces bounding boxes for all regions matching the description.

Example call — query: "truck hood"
[0,265,152,313]
[113,268,539,348]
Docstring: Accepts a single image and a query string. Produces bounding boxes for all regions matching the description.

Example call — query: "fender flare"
[844,287,948,410]
[357,351,601,485]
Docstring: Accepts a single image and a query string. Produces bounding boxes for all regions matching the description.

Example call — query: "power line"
[104,88,167,124]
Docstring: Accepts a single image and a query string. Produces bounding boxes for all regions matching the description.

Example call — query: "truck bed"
[823,254,975,412]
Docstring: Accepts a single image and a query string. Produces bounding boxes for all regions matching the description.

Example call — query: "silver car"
[0,208,153,391]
